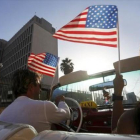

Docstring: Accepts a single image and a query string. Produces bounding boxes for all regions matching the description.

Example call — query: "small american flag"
[53,5,118,48]
[28,53,59,77]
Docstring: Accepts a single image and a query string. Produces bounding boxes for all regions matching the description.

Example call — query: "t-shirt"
[0,96,70,132]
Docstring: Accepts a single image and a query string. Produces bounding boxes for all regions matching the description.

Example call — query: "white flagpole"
[49,57,60,100]
[117,18,121,74]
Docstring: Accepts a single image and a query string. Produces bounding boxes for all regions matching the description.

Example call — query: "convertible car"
[52,56,140,133]
[0,56,140,139]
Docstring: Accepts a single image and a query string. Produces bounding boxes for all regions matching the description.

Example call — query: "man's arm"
[46,96,70,124]
[112,74,124,131]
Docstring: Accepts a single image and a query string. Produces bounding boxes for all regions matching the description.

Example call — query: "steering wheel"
[65,97,83,132]
[50,84,83,132]
[55,97,83,132]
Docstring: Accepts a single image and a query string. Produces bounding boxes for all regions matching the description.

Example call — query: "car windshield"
[53,70,140,107]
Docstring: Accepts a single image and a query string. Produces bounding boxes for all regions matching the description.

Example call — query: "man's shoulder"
[123,109,135,117]
[44,101,56,106]
[118,109,135,125]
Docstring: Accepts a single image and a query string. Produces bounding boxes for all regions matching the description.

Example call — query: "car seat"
[0,121,38,140]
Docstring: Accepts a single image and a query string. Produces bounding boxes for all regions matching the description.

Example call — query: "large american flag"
[53,5,118,48]
[28,53,59,77]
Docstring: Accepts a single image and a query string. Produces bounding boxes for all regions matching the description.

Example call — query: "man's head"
[12,69,42,99]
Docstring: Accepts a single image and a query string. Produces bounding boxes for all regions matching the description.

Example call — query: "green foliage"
[60,58,74,75]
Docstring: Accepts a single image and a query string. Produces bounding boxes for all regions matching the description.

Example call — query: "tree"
[60,58,74,75]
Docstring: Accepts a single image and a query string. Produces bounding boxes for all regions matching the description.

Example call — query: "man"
[102,88,111,105]
[0,69,70,133]
[112,74,138,134]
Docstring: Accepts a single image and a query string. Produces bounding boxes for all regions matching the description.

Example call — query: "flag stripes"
[53,5,118,48]
[28,53,58,77]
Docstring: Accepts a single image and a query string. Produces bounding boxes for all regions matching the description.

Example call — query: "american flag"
[28,53,59,77]
[53,5,118,48]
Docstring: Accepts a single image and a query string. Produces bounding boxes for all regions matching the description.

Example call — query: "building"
[0,39,7,64]
[0,16,58,105]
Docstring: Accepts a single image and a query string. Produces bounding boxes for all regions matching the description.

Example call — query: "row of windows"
[3,44,31,70]
[6,65,27,80]
[5,25,33,52]
[1,53,30,77]
[3,34,32,62]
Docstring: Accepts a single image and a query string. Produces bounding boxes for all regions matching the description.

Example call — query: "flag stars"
[86,5,118,29]
[43,53,58,67]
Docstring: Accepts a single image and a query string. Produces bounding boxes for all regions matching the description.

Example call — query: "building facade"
[0,39,7,64]
[0,16,58,105]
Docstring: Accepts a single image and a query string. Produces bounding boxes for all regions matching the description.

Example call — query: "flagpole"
[49,57,60,100]
[117,18,121,74]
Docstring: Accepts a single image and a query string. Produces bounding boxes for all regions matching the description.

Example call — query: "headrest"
[0,121,37,140]
[33,130,71,140]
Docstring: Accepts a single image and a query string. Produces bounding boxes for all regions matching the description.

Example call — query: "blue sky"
[1,0,140,77]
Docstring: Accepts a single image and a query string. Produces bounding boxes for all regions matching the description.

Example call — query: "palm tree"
[60,58,74,75]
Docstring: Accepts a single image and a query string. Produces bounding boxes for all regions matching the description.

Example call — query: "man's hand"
[55,95,65,106]
[113,74,124,96]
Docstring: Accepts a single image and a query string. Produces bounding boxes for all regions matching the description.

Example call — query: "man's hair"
[12,69,41,98]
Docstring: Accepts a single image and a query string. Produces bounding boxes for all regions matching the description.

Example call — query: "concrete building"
[0,16,58,105]
[0,39,7,64]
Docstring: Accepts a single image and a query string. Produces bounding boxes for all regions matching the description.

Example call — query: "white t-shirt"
[0,96,70,132]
